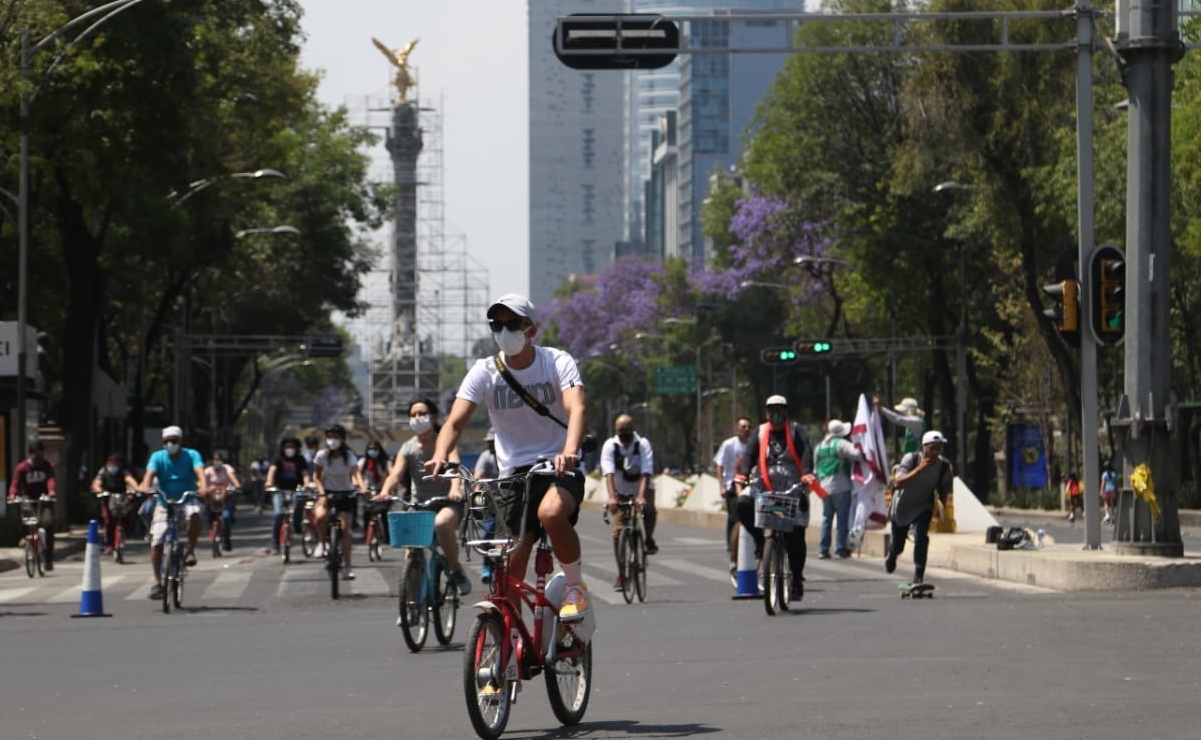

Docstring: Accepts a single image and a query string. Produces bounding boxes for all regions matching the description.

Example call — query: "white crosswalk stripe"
[344,567,390,596]
[202,570,252,602]
[657,558,734,583]
[276,566,326,599]
[585,558,686,587]
[0,586,39,604]
[126,581,154,601]
[46,574,130,603]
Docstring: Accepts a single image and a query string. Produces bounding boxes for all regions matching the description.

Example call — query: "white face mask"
[409,416,433,435]
[326,438,342,450]
[283,448,296,458]
[164,441,181,455]
[493,327,527,356]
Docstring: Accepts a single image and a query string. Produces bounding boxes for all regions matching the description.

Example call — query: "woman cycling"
[313,423,364,580]
[264,437,311,554]
[203,453,242,552]
[359,439,392,542]
[91,453,141,555]
[379,399,470,595]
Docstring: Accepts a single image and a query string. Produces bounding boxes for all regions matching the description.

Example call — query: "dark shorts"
[495,468,584,540]
[323,491,357,514]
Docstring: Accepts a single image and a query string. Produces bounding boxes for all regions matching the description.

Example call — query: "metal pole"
[956,245,968,478]
[1076,0,1101,550]
[695,345,702,472]
[16,31,30,452]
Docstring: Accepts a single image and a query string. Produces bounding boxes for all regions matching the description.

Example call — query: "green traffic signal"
[812,342,831,353]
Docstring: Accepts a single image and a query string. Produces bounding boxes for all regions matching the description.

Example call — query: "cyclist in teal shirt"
[140,425,207,600]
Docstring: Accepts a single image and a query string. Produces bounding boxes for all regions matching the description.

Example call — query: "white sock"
[561,559,582,584]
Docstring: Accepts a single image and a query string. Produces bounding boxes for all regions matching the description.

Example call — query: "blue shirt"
[147,447,203,500]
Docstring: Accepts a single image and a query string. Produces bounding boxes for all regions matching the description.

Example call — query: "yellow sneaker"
[559,581,590,622]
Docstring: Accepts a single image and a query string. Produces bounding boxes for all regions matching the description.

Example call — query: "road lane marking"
[347,567,390,596]
[202,570,252,602]
[584,559,685,587]
[0,587,39,603]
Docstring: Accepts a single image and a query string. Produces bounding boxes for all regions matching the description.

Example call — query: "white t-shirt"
[313,448,359,491]
[456,347,583,476]
[713,436,747,489]
[600,434,655,498]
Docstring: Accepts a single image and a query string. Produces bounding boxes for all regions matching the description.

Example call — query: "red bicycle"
[12,495,52,578]
[435,461,592,740]
[97,489,136,564]
[207,487,228,558]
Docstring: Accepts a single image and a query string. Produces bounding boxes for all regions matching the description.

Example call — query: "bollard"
[72,519,112,618]
[732,523,760,600]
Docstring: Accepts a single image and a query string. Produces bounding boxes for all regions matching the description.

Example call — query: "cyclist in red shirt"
[7,441,58,570]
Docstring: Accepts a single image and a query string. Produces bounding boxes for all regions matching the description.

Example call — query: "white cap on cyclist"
[162,425,183,441]
[765,394,788,407]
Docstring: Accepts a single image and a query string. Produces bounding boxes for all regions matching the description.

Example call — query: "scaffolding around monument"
[346,91,489,430]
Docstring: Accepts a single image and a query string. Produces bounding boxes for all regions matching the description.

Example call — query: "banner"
[1007,423,1048,489]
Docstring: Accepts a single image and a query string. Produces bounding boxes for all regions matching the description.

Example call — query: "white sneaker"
[341,568,356,580]
[313,543,325,558]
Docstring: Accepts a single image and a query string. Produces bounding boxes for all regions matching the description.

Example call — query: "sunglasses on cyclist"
[488,317,527,333]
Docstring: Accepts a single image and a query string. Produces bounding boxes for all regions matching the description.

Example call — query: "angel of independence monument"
[369,38,440,425]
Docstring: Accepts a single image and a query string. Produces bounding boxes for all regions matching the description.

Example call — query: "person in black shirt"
[265,437,311,554]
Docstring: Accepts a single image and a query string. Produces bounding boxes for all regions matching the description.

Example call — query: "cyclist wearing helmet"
[312,423,364,579]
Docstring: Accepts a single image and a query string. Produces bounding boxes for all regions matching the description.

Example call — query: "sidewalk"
[580,501,1201,592]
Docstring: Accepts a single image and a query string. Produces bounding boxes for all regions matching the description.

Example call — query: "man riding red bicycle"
[425,292,592,622]
[7,440,57,570]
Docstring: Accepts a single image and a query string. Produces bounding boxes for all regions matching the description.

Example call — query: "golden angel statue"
[372,36,420,102]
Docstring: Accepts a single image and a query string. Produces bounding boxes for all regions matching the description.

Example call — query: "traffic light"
[1090,244,1126,345]
[552,14,679,70]
[759,347,798,365]
[796,340,833,355]
[1041,280,1079,333]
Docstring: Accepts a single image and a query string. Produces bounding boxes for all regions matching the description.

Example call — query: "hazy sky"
[299,1,531,299]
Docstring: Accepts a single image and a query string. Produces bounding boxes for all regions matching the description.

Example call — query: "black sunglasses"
[488,317,526,333]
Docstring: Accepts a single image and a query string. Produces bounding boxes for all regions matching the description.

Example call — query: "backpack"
[612,440,643,482]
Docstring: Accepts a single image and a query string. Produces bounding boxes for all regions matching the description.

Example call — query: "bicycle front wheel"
[114,524,125,564]
[301,520,316,557]
[24,536,36,578]
[173,544,185,609]
[280,521,292,564]
[632,528,647,603]
[545,626,592,727]
[433,558,459,646]
[327,525,341,600]
[763,536,786,616]
[463,613,510,739]
[618,528,634,604]
[398,554,429,652]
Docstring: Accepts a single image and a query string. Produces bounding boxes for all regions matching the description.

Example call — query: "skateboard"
[898,582,935,599]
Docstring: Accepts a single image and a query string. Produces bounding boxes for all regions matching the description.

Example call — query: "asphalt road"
[2,509,1199,740]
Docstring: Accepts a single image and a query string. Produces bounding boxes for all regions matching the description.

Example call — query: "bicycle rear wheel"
[545,627,592,726]
[211,521,222,559]
[618,528,634,604]
[463,613,510,739]
[24,536,36,578]
[763,536,786,616]
[398,554,429,652]
[114,524,125,564]
[327,524,341,600]
[367,517,382,562]
[632,528,647,603]
[433,558,459,645]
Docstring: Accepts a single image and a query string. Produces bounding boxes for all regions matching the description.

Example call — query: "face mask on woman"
[367,448,380,459]
[284,447,297,458]
[106,465,120,475]
[409,416,433,435]
[326,438,342,450]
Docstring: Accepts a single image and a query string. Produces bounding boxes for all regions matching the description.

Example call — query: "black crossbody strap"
[493,354,567,429]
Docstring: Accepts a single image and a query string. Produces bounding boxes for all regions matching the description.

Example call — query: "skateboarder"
[884,430,954,586]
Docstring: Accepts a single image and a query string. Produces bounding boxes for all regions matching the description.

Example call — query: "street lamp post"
[14,0,155,456]
[933,180,974,480]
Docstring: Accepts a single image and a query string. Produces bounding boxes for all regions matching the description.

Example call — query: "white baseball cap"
[922,430,947,445]
[765,394,788,407]
[487,293,535,319]
[161,425,184,441]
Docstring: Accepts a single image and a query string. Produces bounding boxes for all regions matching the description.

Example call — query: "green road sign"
[653,364,696,395]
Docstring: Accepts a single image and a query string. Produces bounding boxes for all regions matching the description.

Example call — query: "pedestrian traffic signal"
[552,14,679,70]
[796,341,833,355]
[1089,244,1125,345]
[1041,280,1079,334]
[759,347,798,365]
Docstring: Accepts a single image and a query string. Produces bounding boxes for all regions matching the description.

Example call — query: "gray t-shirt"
[399,437,451,503]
